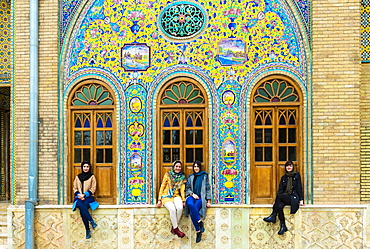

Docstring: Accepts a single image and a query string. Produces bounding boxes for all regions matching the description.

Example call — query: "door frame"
[155,77,209,197]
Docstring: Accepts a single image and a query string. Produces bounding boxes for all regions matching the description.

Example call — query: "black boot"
[90,220,98,229]
[198,220,205,233]
[196,232,202,243]
[86,230,91,239]
[263,212,277,223]
[278,222,288,235]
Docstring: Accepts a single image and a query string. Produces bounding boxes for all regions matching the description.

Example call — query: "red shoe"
[173,227,185,238]
[171,226,175,235]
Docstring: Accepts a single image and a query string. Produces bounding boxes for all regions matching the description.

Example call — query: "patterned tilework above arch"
[0,0,11,83]
[362,0,370,61]
[63,0,308,88]
[61,0,310,204]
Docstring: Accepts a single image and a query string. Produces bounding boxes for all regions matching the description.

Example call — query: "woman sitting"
[185,161,211,243]
[156,160,187,238]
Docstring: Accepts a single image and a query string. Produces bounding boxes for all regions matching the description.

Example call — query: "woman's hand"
[77,194,85,200]
[192,193,199,199]
[299,200,304,206]
[156,201,162,208]
[206,202,211,208]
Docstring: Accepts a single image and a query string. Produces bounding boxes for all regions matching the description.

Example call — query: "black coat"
[277,172,304,214]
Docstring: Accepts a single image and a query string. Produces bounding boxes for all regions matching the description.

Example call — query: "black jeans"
[272,194,291,223]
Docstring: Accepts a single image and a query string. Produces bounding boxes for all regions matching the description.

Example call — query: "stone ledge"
[8,204,370,209]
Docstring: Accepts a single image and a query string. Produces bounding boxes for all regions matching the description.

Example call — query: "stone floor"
[7,204,370,248]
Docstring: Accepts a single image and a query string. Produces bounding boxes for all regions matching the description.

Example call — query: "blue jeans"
[186,196,202,231]
[75,196,95,230]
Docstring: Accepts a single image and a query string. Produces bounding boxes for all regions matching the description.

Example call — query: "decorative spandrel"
[158,1,207,41]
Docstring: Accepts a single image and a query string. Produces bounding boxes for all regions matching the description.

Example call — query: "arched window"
[68,80,116,204]
[250,76,302,204]
[156,77,208,193]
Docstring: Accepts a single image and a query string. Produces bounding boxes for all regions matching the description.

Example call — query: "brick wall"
[361,63,370,202]
[312,0,361,204]
[14,0,59,204]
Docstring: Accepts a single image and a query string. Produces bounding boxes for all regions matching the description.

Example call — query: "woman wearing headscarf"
[185,161,211,243]
[263,160,304,235]
[156,160,187,238]
[72,161,99,239]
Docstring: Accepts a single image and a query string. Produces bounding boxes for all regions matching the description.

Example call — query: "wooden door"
[70,110,115,204]
[250,107,300,204]
[69,81,116,204]
[250,77,302,204]
[156,78,208,196]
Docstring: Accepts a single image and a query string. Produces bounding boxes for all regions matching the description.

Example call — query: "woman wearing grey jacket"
[185,161,211,243]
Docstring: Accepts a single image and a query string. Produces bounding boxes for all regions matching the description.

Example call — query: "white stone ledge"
[7,204,370,210]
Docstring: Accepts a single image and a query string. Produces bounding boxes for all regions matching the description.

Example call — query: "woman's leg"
[173,197,183,223]
[164,201,179,228]
[186,197,202,231]
[274,194,291,222]
[76,199,92,230]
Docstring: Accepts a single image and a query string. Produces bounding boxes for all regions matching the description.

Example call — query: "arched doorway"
[156,77,208,194]
[68,80,116,204]
[250,76,303,204]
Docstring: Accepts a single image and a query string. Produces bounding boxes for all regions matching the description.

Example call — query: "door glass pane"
[173,117,179,127]
[74,131,82,145]
[255,129,262,143]
[97,119,103,128]
[195,130,202,144]
[96,149,103,163]
[288,128,296,143]
[279,128,286,143]
[186,117,193,127]
[84,118,90,128]
[265,147,272,161]
[265,115,271,125]
[195,117,202,127]
[75,118,82,128]
[83,131,91,145]
[172,148,180,161]
[279,146,287,161]
[195,148,203,162]
[106,117,112,127]
[288,147,296,161]
[186,130,193,144]
[105,148,112,163]
[172,130,180,144]
[83,149,90,162]
[279,116,286,125]
[164,117,170,127]
[74,148,81,163]
[106,131,112,145]
[265,129,272,143]
[163,130,170,144]
[163,148,170,162]
[186,148,193,163]
[96,131,104,145]
[255,147,263,161]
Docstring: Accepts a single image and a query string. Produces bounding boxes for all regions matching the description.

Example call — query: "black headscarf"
[78,161,93,192]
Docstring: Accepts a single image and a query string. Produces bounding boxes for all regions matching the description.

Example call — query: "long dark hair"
[192,160,202,172]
